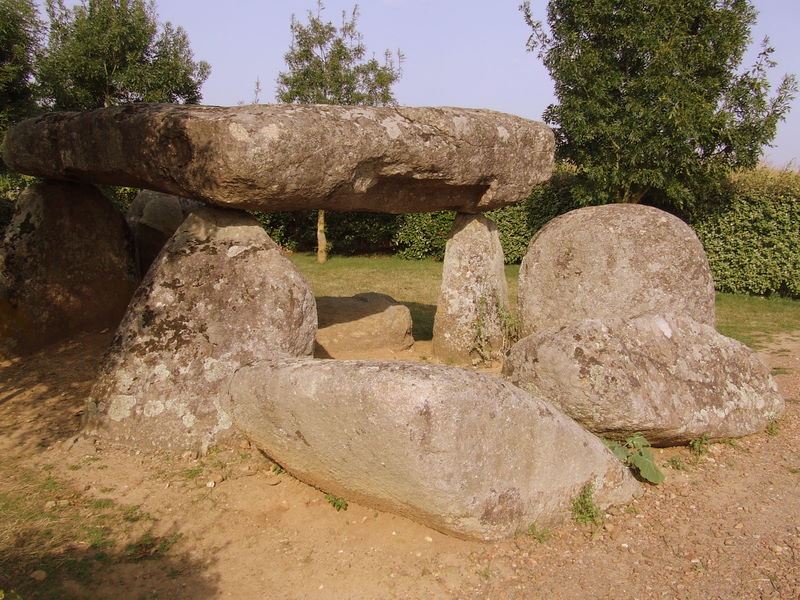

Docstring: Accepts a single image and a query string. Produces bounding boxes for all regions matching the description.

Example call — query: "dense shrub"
[255,210,399,255]
[393,211,456,260]
[690,169,800,298]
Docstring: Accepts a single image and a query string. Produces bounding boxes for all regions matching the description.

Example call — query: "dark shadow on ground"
[401,302,436,341]
[0,535,219,600]
[0,332,112,452]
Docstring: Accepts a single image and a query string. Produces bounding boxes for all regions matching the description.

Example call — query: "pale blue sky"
[53,1,800,166]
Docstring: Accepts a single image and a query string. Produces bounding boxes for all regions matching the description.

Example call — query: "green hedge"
[254,210,400,255]
[690,169,800,298]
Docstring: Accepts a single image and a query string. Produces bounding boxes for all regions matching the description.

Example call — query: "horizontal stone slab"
[3,103,554,214]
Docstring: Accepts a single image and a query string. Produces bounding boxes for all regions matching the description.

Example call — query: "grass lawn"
[289,253,799,346]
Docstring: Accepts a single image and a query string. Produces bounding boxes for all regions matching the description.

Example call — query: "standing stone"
[517,204,716,337]
[126,189,201,273]
[315,292,414,357]
[503,314,784,446]
[0,181,138,356]
[84,207,317,452]
[229,358,641,541]
[433,213,509,364]
[3,103,554,213]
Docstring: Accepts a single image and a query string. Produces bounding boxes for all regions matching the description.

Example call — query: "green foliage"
[324,493,348,511]
[765,419,780,436]
[0,0,42,179]
[393,211,455,261]
[689,433,710,457]
[521,0,797,212]
[255,210,399,255]
[276,0,402,106]
[525,522,549,543]
[37,0,210,110]
[0,0,41,142]
[664,456,687,471]
[570,482,601,526]
[603,433,665,484]
[690,169,800,298]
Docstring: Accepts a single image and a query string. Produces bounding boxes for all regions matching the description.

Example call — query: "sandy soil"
[1,330,798,600]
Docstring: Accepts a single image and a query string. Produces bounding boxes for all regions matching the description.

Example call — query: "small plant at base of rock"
[526,522,549,543]
[689,434,710,457]
[498,305,520,353]
[271,463,286,475]
[603,433,665,484]
[324,493,348,511]
[765,419,781,436]
[664,456,687,471]
[571,483,601,526]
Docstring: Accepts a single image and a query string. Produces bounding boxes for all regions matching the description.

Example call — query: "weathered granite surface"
[229,358,641,541]
[3,103,554,213]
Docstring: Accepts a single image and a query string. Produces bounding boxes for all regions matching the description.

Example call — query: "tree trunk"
[316,209,328,263]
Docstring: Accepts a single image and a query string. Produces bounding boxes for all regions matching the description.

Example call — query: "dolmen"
[0,103,783,540]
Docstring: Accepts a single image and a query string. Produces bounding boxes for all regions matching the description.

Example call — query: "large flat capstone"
[3,103,554,213]
[228,358,640,541]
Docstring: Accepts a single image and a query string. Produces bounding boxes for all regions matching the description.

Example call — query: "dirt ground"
[1,330,798,600]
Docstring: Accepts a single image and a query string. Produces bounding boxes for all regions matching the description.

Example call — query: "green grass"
[289,253,520,341]
[0,458,183,599]
[290,254,798,345]
[715,293,800,347]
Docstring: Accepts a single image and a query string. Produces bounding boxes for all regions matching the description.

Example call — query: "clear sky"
[54,0,800,167]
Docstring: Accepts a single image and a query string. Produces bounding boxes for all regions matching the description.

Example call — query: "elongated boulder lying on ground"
[517,204,716,337]
[0,181,138,356]
[228,358,640,541]
[433,213,509,363]
[84,207,317,452]
[126,189,201,273]
[3,103,554,213]
[315,292,414,357]
[503,314,784,446]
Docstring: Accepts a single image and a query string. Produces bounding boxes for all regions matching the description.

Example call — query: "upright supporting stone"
[84,207,317,452]
[433,213,509,364]
[126,189,201,274]
[0,181,138,356]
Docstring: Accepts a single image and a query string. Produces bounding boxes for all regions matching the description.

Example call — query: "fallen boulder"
[517,204,716,337]
[4,103,554,214]
[503,314,784,446]
[84,207,317,452]
[433,213,509,363]
[0,181,138,356]
[228,358,640,541]
[315,292,413,357]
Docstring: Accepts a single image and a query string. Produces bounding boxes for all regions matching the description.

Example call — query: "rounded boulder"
[517,204,716,336]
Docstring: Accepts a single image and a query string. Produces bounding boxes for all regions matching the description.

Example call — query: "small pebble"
[30,570,47,581]
[206,481,216,488]
[424,536,433,543]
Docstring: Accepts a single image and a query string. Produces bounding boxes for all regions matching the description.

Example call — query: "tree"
[521,0,797,212]
[0,0,41,175]
[37,0,210,111]
[276,0,402,262]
